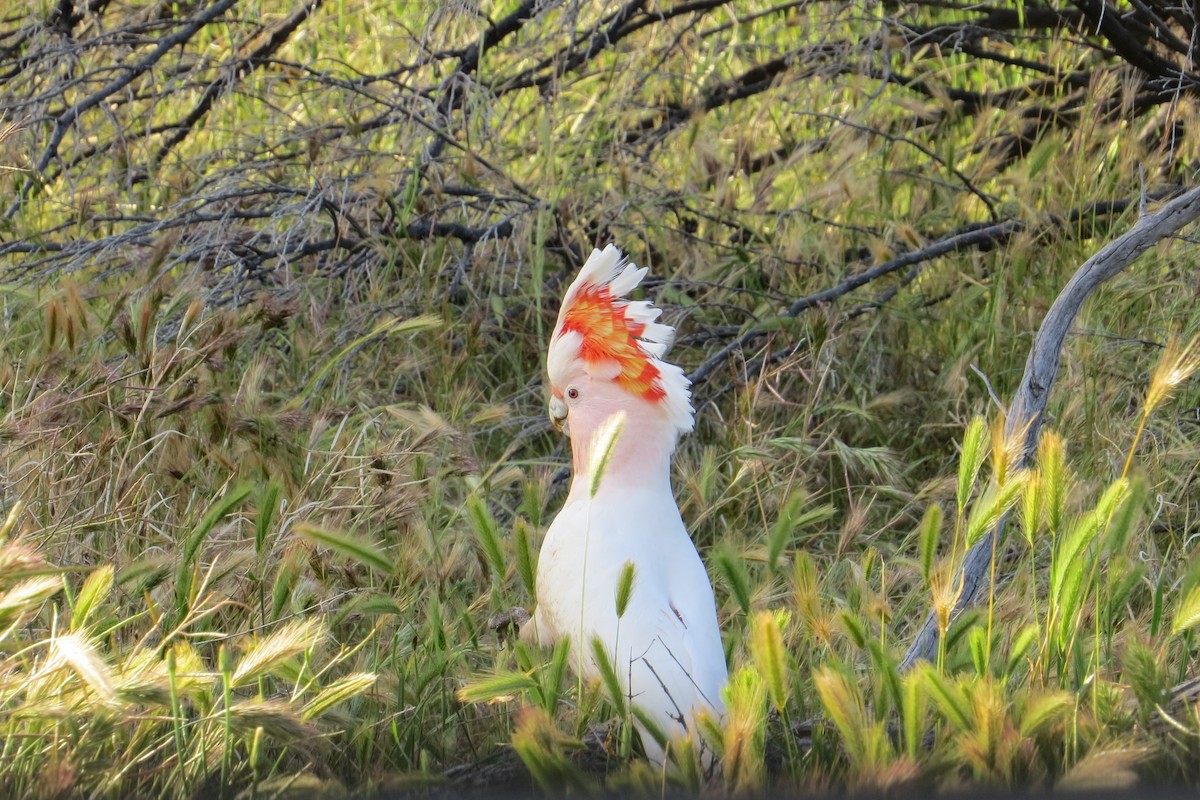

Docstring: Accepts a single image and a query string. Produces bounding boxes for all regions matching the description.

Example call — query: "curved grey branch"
[899,183,1200,673]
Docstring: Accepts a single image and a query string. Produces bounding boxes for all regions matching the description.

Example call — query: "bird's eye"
[566,386,580,400]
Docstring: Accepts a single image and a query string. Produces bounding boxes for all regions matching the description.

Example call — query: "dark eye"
[566,386,580,400]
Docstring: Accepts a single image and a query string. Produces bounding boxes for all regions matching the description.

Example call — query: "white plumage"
[523,245,727,767]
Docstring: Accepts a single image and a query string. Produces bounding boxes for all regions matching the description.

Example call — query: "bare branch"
[687,219,1023,386]
[898,183,1200,673]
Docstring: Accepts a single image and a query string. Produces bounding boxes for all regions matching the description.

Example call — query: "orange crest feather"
[558,283,666,404]
[548,245,694,436]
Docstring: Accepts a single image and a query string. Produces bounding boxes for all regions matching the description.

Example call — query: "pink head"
[547,245,693,479]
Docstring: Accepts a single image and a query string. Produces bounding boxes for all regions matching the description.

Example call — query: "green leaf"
[839,610,867,650]
[1093,478,1130,526]
[176,484,253,612]
[540,638,571,714]
[1020,467,1042,546]
[631,705,668,753]
[767,492,805,572]
[867,638,901,718]
[968,626,988,676]
[1104,477,1142,556]
[900,672,926,760]
[1038,431,1067,534]
[294,522,392,574]
[271,549,303,621]
[767,494,835,572]
[1052,512,1098,594]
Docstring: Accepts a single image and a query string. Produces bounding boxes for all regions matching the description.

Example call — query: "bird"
[520,243,727,768]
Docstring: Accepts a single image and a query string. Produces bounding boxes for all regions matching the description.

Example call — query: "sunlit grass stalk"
[166,648,189,794]
[220,644,235,785]
[1121,333,1200,481]
[940,416,989,672]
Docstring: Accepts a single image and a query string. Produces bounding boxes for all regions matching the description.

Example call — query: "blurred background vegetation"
[2,0,1200,795]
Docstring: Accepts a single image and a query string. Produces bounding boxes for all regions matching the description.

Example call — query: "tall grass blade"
[814,665,889,771]
[920,666,971,730]
[52,632,117,703]
[465,496,505,582]
[71,565,114,631]
[1018,691,1074,737]
[232,617,325,687]
[256,480,282,560]
[1004,624,1039,678]
[456,669,538,704]
[511,707,592,794]
[900,672,926,760]
[293,522,392,575]
[1021,468,1042,546]
[176,484,253,612]
[957,416,988,513]
[587,411,626,497]
[965,473,1027,547]
[514,517,537,597]
[615,560,637,619]
[0,500,23,543]
[0,574,64,627]
[589,636,627,716]
[715,545,752,615]
[722,666,767,794]
[749,610,790,712]
[918,503,942,585]
[1171,586,1200,636]
[1039,431,1067,534]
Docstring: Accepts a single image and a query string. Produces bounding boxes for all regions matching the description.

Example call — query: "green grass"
[2,0,1200,795]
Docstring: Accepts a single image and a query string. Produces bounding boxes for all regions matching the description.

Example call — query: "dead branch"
[688,218,1022,385]
[898,183,1200,673]
[15,0,238,208]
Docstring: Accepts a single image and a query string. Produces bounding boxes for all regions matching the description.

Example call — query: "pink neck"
[569,412,677,496]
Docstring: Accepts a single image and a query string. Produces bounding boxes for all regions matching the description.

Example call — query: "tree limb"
[898,183,1200,673]
[687,219,1023,386]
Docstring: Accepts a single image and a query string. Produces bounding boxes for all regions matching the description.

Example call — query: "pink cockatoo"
[521,244,727,767]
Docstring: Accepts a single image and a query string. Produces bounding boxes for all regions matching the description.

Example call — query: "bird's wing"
[608,551,727,728]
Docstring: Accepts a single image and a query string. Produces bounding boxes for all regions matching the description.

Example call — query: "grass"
[2,0,1200,795]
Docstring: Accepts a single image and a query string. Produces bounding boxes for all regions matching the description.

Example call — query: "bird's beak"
[548,395,568,433]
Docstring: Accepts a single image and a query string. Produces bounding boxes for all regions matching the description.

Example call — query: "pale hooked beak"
[548,395,568,433]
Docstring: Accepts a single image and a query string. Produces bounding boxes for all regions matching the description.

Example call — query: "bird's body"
[523,244,727,766]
